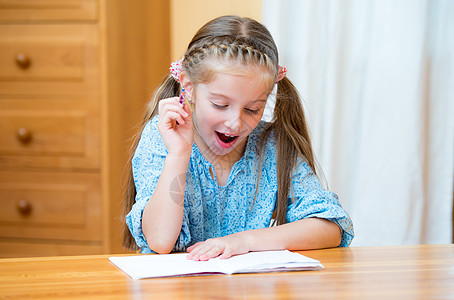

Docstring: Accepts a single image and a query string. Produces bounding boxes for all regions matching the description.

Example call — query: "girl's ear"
[179,72,194,100]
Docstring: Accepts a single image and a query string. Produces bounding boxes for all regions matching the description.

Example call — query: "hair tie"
[276,65,287,82]
[170,59,183,82]
[169,59,287,83]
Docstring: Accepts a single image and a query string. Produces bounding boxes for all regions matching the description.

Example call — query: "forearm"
[240,218,342,251]
[186,217,342,261]
[142,154,189,253]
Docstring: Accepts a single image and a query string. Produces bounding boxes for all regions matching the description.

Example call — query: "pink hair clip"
[170,59,183,82]
[276,65,287,82]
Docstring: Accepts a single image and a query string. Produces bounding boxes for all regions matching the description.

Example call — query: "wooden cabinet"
[0,172,102,241]
[0,0,170,257]
[0,24,99,98]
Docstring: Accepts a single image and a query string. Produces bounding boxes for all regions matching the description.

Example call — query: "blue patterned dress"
[126,116,354,253]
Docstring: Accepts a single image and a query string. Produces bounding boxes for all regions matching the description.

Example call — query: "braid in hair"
[182,38,277,85]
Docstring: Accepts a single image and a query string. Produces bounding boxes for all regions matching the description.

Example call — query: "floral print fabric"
[126,116,354,253]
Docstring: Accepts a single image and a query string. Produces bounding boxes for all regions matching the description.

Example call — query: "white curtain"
[263,0,454,246]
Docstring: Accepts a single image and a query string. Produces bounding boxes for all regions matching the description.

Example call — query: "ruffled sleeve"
[125,118,168,251]
[286,161,354,247]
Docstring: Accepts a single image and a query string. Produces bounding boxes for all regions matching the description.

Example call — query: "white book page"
[109,250,323,279]
[209,250,324,274]
[109,253,223,279]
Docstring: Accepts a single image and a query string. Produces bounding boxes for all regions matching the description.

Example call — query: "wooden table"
[1,245,453,299]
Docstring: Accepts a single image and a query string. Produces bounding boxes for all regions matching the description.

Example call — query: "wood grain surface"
[0,245,453,299]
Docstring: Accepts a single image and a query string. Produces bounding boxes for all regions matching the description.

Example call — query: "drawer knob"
[17,200,33,217]
[17,128,33,144]
[15,53,31,70]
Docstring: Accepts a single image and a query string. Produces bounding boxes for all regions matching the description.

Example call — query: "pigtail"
[122,74,180,250]
[260,77,316,226]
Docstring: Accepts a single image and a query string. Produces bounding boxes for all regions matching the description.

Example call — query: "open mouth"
[216,131,239,145]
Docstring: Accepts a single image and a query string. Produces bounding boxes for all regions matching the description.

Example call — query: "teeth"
[224,134,235,137]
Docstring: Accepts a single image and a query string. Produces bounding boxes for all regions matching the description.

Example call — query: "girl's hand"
[157,97,193,157]
[186,234,251,261]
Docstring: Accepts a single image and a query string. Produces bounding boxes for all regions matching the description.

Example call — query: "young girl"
[124,15,354,261]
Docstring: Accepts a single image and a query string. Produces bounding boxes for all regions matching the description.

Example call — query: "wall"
[103,0,171,253]
[170,0,262,60]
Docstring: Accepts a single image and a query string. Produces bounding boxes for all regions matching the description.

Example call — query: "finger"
[187,243,216,261]
[160,111,186,127]
[159,98,189,118]
[160,105,189,123]
[158,97,178,113]
[182,101,192,116]
[186,243,205,260]
[190,246,221,261]
[159,96,181,106]
[198,247,223,261]
[187,242,202,253]
[219,247,233,259]
[187,245,209,261]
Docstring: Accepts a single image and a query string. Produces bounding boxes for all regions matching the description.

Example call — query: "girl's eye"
[245,108,261,115]
[212,103,227,110]
[211,102,262,115]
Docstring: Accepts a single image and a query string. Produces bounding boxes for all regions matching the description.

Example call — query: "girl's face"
[190,69,271,159]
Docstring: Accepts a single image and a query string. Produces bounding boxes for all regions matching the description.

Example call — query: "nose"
[224,110,244,134]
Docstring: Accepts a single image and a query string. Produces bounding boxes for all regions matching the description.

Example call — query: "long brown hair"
[122,15,316,249]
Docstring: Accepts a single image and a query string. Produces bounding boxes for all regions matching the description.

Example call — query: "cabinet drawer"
[0,171,102,242]
[0,111,86,156]
[0,24,98,99]
[0,101,99,170]
[0,0,98,22]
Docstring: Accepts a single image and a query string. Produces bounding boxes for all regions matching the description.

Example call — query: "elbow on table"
[309,218,343,249]
[333,230,342,248]
[147,239,175,254]
[142,224,178,254]
[329,221,343,248]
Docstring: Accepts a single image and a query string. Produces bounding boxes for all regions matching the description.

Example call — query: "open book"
[109,250,323,279]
